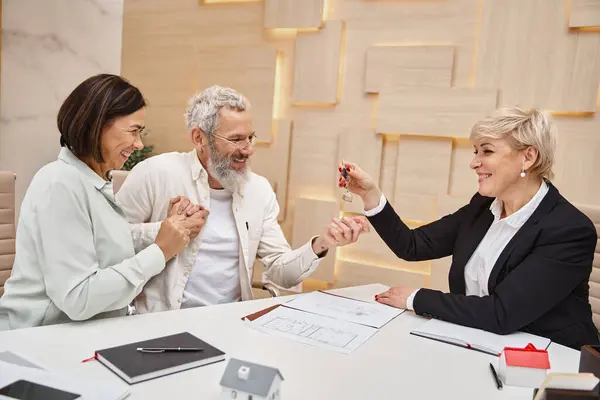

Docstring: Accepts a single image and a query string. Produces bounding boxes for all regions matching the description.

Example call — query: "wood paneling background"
[122,0,600,293]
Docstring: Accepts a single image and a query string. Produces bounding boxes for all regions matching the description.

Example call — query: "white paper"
[248,306,377,354]
[0,361,129,400]
[283,290,403,328]
[412,319,552,355]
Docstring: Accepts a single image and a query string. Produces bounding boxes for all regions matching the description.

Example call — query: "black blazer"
[367,182,599,350]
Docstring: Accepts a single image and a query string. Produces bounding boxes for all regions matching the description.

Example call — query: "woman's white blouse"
[0,147,165,330]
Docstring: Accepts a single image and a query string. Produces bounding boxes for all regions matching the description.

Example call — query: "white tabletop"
[0,284,581,399]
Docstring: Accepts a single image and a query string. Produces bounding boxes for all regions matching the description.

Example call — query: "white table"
[0,284,581,399]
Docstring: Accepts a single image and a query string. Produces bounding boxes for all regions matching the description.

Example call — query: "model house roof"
[220,358,284,397]
[504,343,550,369]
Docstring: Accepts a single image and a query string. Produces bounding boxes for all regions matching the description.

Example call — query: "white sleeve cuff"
[363,194,387,217]
[406,288,420,311]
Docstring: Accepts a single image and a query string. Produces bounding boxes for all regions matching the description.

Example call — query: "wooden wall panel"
[196,46,277,144]
[365,45,454,93]
[335,260,429,289]
[250,119,292,222]
[553,117,600,205]
[122,0,600,293]
[379,137,398,200]
[264,0,324,29]
[570,0,600,28]
[336,132,382,214]
[376,87,498,137]
[476,0,600,112]
[291,197,339,282]
[292,20,344,104]
[338,225,430,274]
[448,140,478,197]
[288,110,340,202]
[395,136,453,196]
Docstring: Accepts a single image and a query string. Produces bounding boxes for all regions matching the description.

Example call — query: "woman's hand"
[337,161,382,211]
[375,286,418,309]
[155,215,191,261]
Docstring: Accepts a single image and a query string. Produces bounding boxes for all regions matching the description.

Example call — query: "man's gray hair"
[184,85,249,136]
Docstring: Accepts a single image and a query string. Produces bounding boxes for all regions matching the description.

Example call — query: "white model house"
[498,343,551,388]
[220,358,284,400]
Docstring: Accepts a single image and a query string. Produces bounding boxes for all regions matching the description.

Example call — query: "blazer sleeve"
[412,221,597,335]
[367,195,477,261]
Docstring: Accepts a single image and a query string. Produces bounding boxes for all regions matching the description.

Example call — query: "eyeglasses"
[121,126,149,138]
[212,133,257,149]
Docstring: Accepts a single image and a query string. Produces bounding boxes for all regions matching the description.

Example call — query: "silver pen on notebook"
[136,347,204,353]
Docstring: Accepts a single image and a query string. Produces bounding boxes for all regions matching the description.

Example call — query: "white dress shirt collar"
[57,147,110,190]
[488,180,549,228]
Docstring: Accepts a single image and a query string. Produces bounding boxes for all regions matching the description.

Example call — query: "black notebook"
[95,332,226,384]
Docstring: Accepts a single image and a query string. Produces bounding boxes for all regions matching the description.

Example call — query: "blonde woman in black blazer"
[339,107,598,350]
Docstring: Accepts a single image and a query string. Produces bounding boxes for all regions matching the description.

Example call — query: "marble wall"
[0,0,124,216]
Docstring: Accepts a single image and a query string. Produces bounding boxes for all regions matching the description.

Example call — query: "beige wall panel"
[196,46,277,144]
[264,0,324,29]
[392,193,437,222]
[395,136,452,196]
[365,45,454,93]
[335,260,429,289]
[379,137,398,201]
[553,117,600,205]
[448,139,479,197]
[122,0,600,292]
[250,119,292,222]
[291,197,339,282]
[570,0,600,28]
[476,0,600,112]
[292,20,344,104]
[376,87,498,137]
[288,110,341,203]
[337,132,383,214]
[339,226,430,274]
[337,0,478,92]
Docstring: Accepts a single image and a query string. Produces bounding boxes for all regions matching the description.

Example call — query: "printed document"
[249,306,377,354]
[284,290,403,328]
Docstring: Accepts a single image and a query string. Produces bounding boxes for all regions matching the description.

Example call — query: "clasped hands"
[161,195,371,257]
[165,196,209,239]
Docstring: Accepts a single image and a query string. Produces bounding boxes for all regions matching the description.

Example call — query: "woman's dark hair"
[57,74,146,163]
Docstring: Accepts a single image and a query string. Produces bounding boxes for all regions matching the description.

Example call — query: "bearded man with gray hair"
[116,85,368,313]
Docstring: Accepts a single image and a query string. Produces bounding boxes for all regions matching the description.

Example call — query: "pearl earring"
[520,169,526,178]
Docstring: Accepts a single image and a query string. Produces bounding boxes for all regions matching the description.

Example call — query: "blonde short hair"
[470,107,557,180]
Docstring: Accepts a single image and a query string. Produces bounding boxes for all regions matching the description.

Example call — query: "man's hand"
[168,196,201,217]
[375,286,418,309]
[311,216,370,256]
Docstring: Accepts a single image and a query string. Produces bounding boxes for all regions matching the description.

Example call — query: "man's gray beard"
[206,140,249,193]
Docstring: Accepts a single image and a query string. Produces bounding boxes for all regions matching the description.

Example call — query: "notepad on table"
[411,319,551,356]
[95,331,226,384]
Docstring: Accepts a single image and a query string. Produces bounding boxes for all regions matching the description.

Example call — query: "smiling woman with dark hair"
[0,74,192,330]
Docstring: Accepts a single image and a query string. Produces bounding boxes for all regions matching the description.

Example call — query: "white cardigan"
[116,149,323,314]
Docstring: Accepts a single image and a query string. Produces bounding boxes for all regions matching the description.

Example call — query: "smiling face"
[210,107,255,172]
[193,106,255,192]
[470,137,530,198]
[99,108,146,173]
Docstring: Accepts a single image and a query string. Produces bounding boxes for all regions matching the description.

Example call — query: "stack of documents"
[244,291,404,354]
